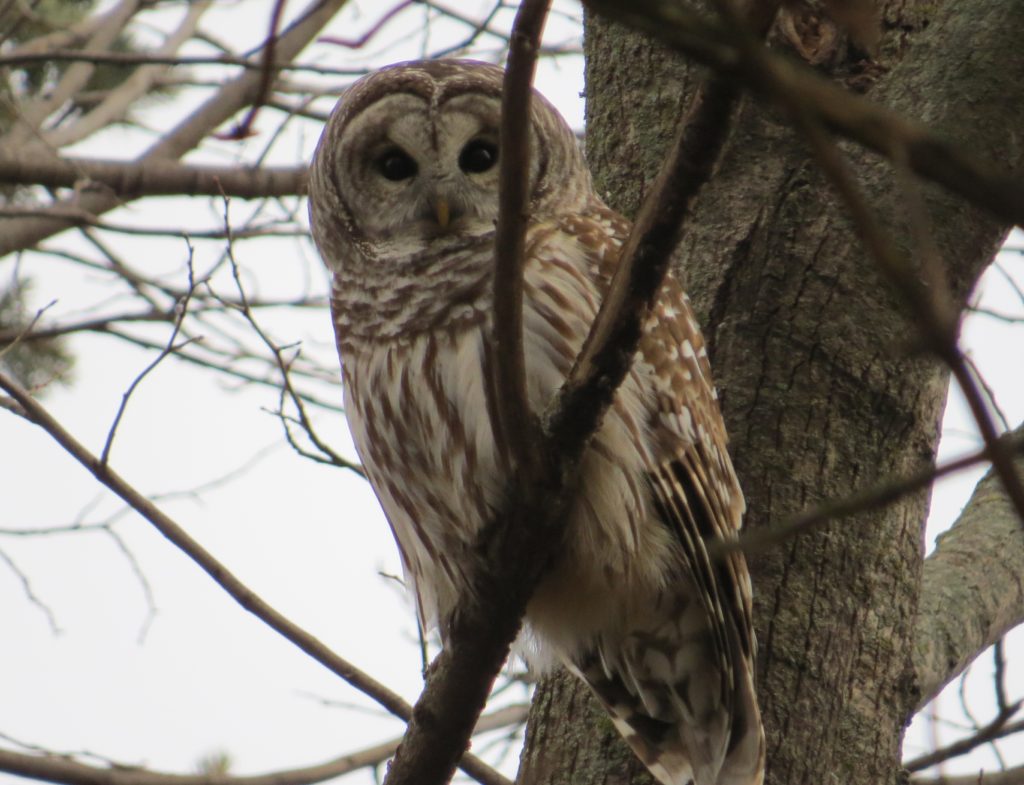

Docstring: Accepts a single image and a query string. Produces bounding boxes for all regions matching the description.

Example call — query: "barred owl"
[308,59,764,785]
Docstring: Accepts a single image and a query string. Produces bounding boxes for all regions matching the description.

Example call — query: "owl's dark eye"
[375,148,417,181]
[458,138,498,174]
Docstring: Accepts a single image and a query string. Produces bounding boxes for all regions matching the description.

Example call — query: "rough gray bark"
[517,2,1023,784]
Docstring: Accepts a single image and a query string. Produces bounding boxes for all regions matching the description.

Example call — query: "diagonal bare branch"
[42,1,213,149]
[0,370,507,785]
[0,0,143,149]
[906,702,1024,772]
[549,0,780,449]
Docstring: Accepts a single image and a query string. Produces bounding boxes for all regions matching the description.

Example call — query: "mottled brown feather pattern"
[309,59,764,785]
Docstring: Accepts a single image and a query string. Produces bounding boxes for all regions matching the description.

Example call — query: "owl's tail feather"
[570,656,715,785]
[567,622,763,785]
[716,627,765,785]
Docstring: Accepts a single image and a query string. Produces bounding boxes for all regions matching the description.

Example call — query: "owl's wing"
[640,274,764,785]
[561,202,754,653]
[641,270,755,658]
[557,204,764,785]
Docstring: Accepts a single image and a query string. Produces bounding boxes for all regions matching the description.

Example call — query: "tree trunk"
[516,1,1022,783]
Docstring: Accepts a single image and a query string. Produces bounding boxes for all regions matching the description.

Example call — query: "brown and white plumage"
[308,59,764,785]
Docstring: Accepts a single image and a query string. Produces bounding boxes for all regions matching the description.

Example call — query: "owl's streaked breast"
[335,228,677,655]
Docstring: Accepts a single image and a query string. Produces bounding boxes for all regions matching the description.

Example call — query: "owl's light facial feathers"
[334,92,509,248]
[308,59,591,279]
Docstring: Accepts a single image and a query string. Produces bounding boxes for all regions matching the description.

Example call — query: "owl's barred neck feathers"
[308,59,765,785]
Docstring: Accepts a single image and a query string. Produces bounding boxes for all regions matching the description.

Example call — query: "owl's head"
[309,59,590,273]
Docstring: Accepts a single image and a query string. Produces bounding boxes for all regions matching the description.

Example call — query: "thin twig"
[947,353,1024,529]
[911,764,1024,785]
[212,196,361,474]
[906,700,1024,772]
[994,639,1010,714]
[100,244,199,466]
[102,328,348,417]
[963,354,1012,432]
[318,1,414,48]
[1,208,296,242]
[967,306,1024,325]
[0,49,369,75]
[426,0,508,59]
[0,548,61,634]
[0,299,57,362]
[222,0,288,140]
[991,261,1024,310]
[102,525,159,643]
[0,517,158,639]
[716,431,1024,557]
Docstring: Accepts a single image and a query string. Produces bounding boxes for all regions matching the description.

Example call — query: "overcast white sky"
[1,2,1022,783]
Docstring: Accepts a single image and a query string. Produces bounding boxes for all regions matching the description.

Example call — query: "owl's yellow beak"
[432,196,451,229]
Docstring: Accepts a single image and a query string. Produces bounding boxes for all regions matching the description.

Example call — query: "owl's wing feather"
[555,204,763,785]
